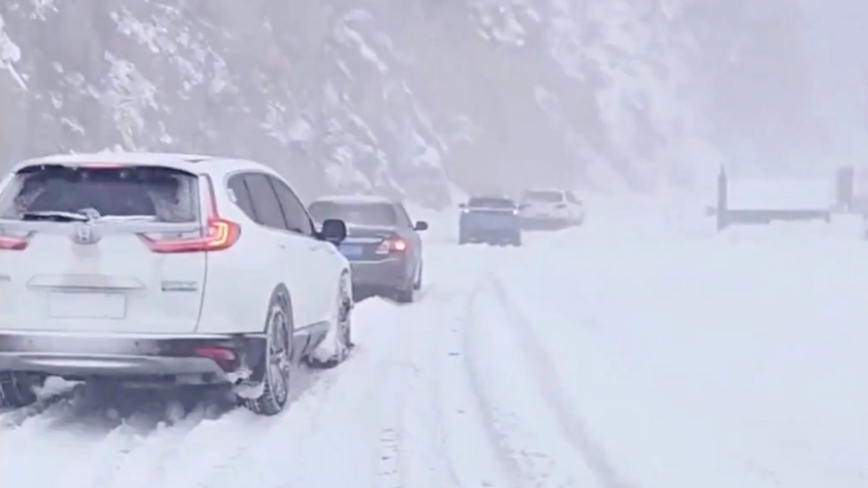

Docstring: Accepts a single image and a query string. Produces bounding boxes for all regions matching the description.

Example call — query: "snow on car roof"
[469,195,514,202]
[20,152,215,166]
[314,194,395,205]
[524,188,565,194]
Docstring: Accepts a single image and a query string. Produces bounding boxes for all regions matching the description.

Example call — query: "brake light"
[139,176,240,253]
[0,233,31,250]
[376,237,407,254]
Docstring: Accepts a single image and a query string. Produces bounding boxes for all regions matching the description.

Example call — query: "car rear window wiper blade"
[20,211,91,222]
[97,215,156,222]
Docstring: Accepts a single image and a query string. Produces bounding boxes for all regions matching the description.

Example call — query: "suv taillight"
[138,176,240,253]
[0,232,32,250]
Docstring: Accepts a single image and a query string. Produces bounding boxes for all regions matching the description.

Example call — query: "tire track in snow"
[0,243,525,488]
[200,278,494,488]
[348,278,513,488]
[400,280,518,488]
[485,274,638,488]
[0,396,179,486]
[0,365,331,488]
[452,283,526,488]
[176,292,453,488]
[464,281,586,487]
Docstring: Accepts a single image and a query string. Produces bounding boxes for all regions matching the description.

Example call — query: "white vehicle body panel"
[519,189,584,222]
[0,153,349,340]
[0,227,207,335]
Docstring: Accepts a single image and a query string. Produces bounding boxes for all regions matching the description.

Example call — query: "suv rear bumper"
[0,331,267,386]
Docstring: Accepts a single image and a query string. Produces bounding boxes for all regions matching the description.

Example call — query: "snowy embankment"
[2,196,868,488]
[496,199,868,488]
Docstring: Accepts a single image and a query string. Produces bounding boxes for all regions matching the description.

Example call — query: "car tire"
[0,372,39,408]
[510,235,522,246]
[413,264,423,291]
[243,289,293,416]
[308,274,354,368]
[394,282,415,303]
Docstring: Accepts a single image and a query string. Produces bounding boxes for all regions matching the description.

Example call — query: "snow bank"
[495,201,868,488]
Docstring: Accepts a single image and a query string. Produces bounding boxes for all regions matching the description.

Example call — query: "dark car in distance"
[459,196,522,246]
[308,195,427,303]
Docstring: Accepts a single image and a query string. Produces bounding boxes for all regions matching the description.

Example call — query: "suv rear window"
[524,190,563,203]
[0,165,200,223]
[468,197,515,208]
[308,201,396,226]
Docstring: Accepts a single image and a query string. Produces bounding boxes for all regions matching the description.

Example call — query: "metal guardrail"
[712,169,832,231]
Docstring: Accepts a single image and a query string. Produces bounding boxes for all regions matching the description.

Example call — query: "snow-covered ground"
[2,195,868,488]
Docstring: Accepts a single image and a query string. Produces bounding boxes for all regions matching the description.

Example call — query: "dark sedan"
[308,196,427,303]
[459,196,522,246]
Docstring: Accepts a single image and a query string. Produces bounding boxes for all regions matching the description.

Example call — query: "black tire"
[307,273,354,368]
[413,264,423,291]
[0,372,39,408]
[394,282,415,303]
[243,288,293,416]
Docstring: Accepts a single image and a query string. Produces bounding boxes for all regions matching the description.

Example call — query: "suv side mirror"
[414,221,428,231]
[319,218,347,243]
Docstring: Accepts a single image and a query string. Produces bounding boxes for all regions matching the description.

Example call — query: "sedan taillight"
[376,237,407,254]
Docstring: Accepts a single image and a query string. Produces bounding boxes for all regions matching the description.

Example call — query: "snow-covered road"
[2,197,868,488]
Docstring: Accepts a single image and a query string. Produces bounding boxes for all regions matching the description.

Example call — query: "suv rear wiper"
[20,211,90,222]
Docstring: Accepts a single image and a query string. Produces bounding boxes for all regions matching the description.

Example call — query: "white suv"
[519,189,584,226]
[0,152,354,416]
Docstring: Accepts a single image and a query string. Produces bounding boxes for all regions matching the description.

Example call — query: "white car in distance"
[519,188,584,227]
[0,153,353,416]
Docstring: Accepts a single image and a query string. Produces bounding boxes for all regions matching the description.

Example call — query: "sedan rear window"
[308,201,397,227]
[524,190,563,203]
[0,165,200,223]
[468,197,515,208]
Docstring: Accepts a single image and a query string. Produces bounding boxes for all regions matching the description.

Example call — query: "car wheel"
[0,372,39,408]
[243,291,293,416]
[394,281,415,303]
[308,274,354,368]
[413,264,423,291]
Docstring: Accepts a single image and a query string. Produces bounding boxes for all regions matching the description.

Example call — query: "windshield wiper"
[98,215,156,222]
[20,211,90,222]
